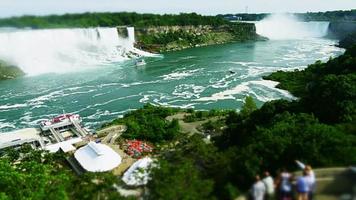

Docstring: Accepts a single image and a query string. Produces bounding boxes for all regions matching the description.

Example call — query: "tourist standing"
[278,169,292,200]
[251,175,266,200]
[296,160,316,200]
[296,171,309,200]
[262,171,275,200]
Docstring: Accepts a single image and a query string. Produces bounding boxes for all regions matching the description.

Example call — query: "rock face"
[0,60,25,81]
[339,32,356,49]
[328,21,356,39]
[135,23,265,53]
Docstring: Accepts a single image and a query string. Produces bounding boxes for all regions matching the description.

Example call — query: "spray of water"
[0,27,143,75]
[255,13,329,40]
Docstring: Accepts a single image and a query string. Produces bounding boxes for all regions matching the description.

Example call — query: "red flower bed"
[124,140,153,158]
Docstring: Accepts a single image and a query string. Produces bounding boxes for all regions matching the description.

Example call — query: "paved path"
[98,125,127,144]
[166,112,221,135]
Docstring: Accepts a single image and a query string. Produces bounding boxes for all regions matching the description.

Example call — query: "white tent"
[122,157,154,186]
[74,142,121,172]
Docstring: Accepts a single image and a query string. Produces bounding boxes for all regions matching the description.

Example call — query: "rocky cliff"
[134,23,264,53]
[0,60,25,81]
[328,21,356,48]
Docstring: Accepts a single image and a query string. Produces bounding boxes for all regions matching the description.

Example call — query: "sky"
[0,0,355,18]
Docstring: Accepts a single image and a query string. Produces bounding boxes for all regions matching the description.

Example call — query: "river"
[0,21,344,132]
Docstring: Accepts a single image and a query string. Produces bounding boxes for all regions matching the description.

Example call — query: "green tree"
[148,160,214,200]
[240,96,257,117]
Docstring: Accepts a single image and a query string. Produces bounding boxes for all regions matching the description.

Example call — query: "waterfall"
[256,14,330,40]
[127,27,135,43]
[0,27,138,75]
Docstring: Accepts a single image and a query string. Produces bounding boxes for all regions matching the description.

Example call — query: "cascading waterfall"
[0,27,140,75]
[256,13,330,40]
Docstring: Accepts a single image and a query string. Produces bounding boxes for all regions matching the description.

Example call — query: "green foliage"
[104,104,180,143]
[0,147,129,200]
[265,45,356,123]
[0,12,230,29]
[184,109,228,122]
[148,159,214,200]
[240,96,257,117]
[0,60,25,80]
[136,23,258,52]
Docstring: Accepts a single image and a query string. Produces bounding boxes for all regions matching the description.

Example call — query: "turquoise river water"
[0,38,344,132]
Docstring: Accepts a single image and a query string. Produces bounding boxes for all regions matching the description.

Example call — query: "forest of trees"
[0,12,230,28]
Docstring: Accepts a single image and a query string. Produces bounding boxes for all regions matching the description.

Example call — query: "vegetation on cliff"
[147,46,356,199]
[102,104,180,143]
[0,145,129,200]
[339,32,356,49]
[264,45,356,123]
[135,23,262,53]
[0,60,25,81]
[0,12,230,28]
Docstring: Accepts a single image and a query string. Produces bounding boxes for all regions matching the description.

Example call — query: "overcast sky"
[0,0,355,18]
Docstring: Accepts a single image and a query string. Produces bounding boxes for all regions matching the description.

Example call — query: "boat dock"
[0,113,91,153]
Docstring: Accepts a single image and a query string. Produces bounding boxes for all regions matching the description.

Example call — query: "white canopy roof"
[122,157,154,186]
[74,142,121,172]
[45,137,82,153]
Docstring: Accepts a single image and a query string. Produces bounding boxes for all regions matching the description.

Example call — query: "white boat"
[135,58,146,66]
[39,114,81,131]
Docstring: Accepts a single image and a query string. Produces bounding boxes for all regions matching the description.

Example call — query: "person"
[296,171,309,200]
[296,160,316,200]
[251,175,266,200]
[262,171,275,200]
[278,169,292,200]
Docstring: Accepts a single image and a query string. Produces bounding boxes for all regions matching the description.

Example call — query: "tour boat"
[135,58,146,66]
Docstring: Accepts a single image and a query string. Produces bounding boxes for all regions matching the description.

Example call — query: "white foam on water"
[172,84,206,99]
[0,103,28,110]
[196,82,250,102]
[196,79,296,102]
[0,122,16,130]
[161,69,201,80]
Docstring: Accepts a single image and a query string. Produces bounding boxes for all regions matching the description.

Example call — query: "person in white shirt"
[251,175,266,200]
[262,171,275,200]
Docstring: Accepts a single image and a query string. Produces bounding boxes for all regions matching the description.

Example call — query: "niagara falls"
[1,1,356,199]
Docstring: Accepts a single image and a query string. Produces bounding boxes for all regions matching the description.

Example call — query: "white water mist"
[256,13,329,40]
[0,27,137,75]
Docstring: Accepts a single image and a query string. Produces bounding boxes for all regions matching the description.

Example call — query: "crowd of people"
[250,160,316,200]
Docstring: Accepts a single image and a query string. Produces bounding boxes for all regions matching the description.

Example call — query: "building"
[74,142,122,172]
[0,114,90,153]
[0,128,44,150]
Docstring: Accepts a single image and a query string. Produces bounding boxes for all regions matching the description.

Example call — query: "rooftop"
[74,142,122,172]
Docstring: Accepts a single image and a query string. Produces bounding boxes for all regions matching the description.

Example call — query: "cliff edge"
[134,23,265,53]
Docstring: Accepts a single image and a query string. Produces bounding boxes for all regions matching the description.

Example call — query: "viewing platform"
[0,114,91,153]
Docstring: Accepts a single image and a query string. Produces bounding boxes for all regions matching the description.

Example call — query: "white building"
[74,142,121,172]
[0,128,44,149]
